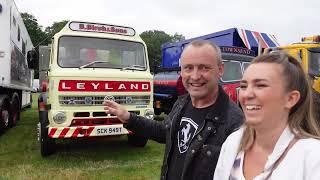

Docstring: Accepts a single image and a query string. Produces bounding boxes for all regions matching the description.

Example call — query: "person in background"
[104,40,243,180]
[214,52,320,180]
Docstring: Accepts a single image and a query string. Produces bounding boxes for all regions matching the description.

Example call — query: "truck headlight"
[144,109,154,120]
[53,111,66,124]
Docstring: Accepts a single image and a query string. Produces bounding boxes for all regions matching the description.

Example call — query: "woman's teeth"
[246,105,261,110]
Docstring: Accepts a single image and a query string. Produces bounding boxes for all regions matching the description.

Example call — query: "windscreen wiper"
[79,61,109,69]
[121,65,145,71]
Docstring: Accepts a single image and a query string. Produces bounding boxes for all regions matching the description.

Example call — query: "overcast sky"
[14,0,319,45]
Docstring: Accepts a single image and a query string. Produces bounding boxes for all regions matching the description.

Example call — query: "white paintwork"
[0,0,34,107]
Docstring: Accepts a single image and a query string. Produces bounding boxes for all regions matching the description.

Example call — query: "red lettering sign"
[58,80,151,92]
[69,22,134,36]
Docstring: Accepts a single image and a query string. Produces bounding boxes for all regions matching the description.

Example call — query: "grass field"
[0,94,165,180]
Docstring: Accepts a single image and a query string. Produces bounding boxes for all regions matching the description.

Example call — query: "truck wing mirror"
[27,50,38,69]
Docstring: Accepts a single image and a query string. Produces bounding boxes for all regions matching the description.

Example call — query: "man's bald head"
[181,40,222,66]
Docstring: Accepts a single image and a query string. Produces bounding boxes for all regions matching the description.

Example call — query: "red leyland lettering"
[58,80,151,92]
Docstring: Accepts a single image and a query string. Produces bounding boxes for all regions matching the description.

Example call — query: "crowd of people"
[104,40,320,180]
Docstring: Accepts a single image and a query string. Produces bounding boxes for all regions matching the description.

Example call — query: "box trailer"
[0,0,35,132]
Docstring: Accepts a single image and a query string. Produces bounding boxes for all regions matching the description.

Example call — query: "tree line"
[21,13,185,77]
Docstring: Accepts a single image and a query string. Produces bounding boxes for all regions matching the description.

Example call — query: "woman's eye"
[240,85,247,89]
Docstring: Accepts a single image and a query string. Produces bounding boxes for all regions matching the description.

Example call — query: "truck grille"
[59,95,150,106]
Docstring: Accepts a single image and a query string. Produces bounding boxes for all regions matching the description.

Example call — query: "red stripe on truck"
[59,128,70,138]
[84,127,95,137]
[48,128,57,138]
[72,127,82,138]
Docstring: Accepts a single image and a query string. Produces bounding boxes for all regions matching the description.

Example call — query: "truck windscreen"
[57,36,146,69]
[308,47,320,77]
[221,60,242,82]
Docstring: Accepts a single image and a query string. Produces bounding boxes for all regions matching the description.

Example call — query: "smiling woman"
[239,62,288,128]
[214,52,320,180]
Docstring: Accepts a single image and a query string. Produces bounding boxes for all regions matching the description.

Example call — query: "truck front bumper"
[48,124,129,138]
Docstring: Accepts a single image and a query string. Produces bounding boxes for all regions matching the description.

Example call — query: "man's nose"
[190,68,201,80]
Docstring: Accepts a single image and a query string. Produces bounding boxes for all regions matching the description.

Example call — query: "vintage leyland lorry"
[36,21,154,156]
[154,28,279,115]
[0,0,35,133]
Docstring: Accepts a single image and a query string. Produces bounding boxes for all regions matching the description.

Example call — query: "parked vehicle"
[36,21,154,156]
[0,0,35,133]
[154,28,279,115]
[265,35,320,93]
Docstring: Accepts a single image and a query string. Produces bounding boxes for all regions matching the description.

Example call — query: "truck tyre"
[39,121,56,156]
[9,94,20,127]
[0,95,10,132]
[127,134,148,147]
[39,111,56,156]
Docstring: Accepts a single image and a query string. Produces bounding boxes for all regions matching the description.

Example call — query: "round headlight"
[53,111,66,124]
[144,109,154,120]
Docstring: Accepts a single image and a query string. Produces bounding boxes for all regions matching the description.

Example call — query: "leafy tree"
[21,15,68,78]
[21,13,47,47]
[44,20,69,38]
[171,33,185,43]
[140,30,185,71]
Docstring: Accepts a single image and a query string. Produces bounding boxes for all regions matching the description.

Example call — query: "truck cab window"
[22,39,26,55]
[221,61,242,82]
[308,48,320,77]
[17,26,20,41]
[12,16,16,26]
[242,62,250,72]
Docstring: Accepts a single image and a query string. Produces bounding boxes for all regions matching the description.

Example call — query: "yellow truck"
[34,21,154,156]
[265,35,320,92]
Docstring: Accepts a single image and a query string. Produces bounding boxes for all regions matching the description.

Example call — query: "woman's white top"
[213,126,320,180]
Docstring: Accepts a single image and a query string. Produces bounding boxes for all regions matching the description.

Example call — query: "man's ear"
[218,63,224,78]
[285,90,301,109]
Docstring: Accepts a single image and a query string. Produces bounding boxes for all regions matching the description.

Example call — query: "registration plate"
[96,127,124,136]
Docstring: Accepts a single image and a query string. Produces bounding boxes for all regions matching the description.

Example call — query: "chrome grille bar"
[59,95,150,106]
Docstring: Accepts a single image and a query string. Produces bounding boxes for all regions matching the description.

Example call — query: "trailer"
[0,0,35,132]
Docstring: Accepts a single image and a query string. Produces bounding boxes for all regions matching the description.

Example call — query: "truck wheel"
[9,94,20,127]
[0,95,10,132]
[127,134,148,147]
[39,122,56,156]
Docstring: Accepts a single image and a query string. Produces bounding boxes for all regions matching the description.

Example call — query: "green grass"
[0,93,165,180]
